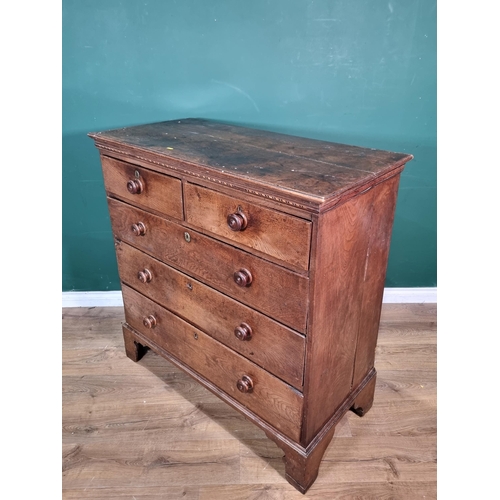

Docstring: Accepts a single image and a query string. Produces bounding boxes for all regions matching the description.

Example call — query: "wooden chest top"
[89,118,412,213]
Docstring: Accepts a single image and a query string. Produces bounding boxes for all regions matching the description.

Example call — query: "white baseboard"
[382,287,436,304]
[62,291,124,308]
[62,288,437,308]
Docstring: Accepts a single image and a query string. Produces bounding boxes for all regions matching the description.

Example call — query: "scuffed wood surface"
[62,303,436,499]
[89,118,412,210]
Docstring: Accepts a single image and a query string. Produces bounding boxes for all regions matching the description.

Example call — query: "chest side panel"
[350,174,401,388]
[301,176,401,445]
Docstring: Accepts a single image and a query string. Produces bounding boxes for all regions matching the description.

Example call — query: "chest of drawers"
[89,119,412,493]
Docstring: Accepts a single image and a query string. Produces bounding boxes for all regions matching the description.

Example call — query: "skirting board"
[62,288,437,308]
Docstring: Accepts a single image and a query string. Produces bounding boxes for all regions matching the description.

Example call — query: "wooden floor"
[62,304,436,499]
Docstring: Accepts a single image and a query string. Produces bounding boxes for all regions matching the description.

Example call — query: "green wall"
[63,0,436,291]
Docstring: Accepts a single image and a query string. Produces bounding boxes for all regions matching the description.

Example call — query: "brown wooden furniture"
[89,119,413,494]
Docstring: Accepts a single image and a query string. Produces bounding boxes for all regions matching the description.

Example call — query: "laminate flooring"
[62,303,436,499]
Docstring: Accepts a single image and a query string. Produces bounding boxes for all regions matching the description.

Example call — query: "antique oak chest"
[89,119,412,493]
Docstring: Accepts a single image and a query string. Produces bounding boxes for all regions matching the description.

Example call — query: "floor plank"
[62,304,436,499]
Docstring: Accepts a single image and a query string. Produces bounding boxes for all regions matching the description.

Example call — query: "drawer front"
[101,156,183,220]
[108,198,309,333]
[185,183,311,271]
[122,285,303,441]
[116,241,305,389]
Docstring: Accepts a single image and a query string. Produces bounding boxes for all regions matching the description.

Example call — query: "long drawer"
[122,284,304,441]
[184,182,311,271]
[108,197,309,333]
[101,156,183,220]
[115,241,305,389]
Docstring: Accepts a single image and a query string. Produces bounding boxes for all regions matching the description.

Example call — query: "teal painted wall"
[63,0,436,291]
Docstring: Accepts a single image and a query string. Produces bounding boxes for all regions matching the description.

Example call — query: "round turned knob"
[236,375,254,393]
[234,323,252,341]
[137,269,152,283]
[127,178,144,194]
[227,211,248,231]
[143,314,157,329]
[131,222,146,236]
[233,269,252,287]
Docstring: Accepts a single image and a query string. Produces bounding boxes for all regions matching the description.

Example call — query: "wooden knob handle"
[143,314,157,329]
[131,222,146,236]
[227,212,247,231]
[236,375,254,393]
[137,269,152,283]
[234,269,252,287]
[234,323,252,341]
[127,178,143,194]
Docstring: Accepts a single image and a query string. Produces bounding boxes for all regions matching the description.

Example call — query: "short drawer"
[116,241,305,389]
[184,183,311,271]
[108,198,309,333]
[122,285,303,441]
[101,156,183,220]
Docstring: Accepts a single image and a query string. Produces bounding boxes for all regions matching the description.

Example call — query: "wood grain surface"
[90,119,412,204]
[115,241,306,389]
[121,285,304,441]
[101,155,184,220]
[62,303,436,499]
[184,182,312,271]
[350,175,400,390]
[108,197,309,332]
[302,184,382,444]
